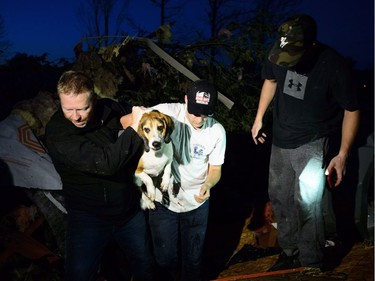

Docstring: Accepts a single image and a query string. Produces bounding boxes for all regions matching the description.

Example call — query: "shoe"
[302,267,322,276]
[324,239,336,247]
[267,252,301,272]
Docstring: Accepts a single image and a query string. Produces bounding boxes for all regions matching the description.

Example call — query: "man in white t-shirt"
[149,79,226,281]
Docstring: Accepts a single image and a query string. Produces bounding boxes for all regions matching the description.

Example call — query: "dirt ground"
[211,219,374,281]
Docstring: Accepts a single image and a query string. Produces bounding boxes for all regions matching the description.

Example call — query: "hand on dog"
[120,106,146,131]
[194,184,210,203]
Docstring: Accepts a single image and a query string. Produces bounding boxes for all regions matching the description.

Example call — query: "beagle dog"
[135,110,174,209]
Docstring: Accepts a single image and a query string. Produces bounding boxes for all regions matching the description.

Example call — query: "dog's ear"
[138,113,150,152]
[142,136,150,152]
[137,112,148,135]
[163,114,175,144]
[139,124,150,152]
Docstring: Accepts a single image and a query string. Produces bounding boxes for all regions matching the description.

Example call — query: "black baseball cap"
[186,80,217,116]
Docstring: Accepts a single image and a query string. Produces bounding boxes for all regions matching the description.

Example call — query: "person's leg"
[65,209,112,281]
[322,187,338,242]
[292,139,326,268]
[100,240,133,281]
[114,210,157,281]
[268,145,299,255]
[148,202,179,280]
[180,201,209,281]
[267,145,302,272]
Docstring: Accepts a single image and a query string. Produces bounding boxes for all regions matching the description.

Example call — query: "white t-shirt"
[152,103,226,212]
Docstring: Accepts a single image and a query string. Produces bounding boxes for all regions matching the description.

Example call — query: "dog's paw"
[160,182,168,192]
[141,195,155,210]
[147,191,156,201]
[160,176,171,192]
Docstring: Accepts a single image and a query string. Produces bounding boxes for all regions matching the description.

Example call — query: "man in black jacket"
[45,70,157,281]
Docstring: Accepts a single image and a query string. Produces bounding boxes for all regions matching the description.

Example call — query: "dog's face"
[138,110,174,152]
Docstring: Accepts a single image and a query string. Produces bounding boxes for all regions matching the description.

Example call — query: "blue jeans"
[148,201,209,281]
[268,139,326,268]
[65,209,157,281]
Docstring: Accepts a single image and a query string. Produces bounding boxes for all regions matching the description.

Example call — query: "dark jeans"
[268,139,326,268]
[148,201,209,281]
[65,209,157,281]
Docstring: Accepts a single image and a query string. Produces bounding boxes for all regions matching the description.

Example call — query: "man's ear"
[184,95,188,104]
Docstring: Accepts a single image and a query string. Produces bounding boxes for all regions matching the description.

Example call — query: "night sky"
[0,0,373,69]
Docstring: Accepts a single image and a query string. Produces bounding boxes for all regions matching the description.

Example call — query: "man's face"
[60,91,94,128]
[186,111,208,130]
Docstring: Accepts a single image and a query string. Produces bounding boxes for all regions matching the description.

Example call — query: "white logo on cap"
[280,36,288,48]
[195,91,210,105]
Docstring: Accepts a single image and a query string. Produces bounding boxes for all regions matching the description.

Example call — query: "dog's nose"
[152,141,161,149]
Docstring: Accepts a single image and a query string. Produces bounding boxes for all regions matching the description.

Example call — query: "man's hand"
[120,106,146,131]
[194,184,210,203]
[325,154,347,188]
[251,121,267,145]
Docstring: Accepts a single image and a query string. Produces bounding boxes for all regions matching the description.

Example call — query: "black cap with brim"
[187,80,217,116]
[187,102,215,116]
